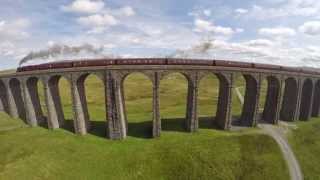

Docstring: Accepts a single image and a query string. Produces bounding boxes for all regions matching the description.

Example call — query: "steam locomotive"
[16,58,316,74]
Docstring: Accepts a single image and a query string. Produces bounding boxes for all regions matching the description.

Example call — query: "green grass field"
[0,73,290,179]
[288,118,320,180]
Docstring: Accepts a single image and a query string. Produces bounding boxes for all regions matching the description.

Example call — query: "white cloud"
[258,27,296,37]
[0,18,30,41]
[244,39,274,47]
[47,41,56,47]
[103,43,116,49]
[77,14,118,27]
[173,38,320,68]
[299,21,320,36]
[236,0,320,20]
[126,37,142,44]
[194,19,212,32]
[0,21,5,27]
[0,18,31,68]
[118,20,199,49]
[63,1,135,34]
[193,18,234,36]
[306,46,320,52]
[117,6,135,17]
[0,41,15,56]
[87,27,107,34]
[188,6,233,20]
[203,9,211,16]
[235,8,248,14]
[61,0,105,14]
[62,0,135,18]
[213,26,234,36]
[236,28,244,33]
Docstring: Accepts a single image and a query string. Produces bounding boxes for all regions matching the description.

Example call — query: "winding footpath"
[259,124,303,180]
[234,87,303,180]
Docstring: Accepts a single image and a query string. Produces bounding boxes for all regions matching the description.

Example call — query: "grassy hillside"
[288,118,320,180]
[0,69,15,75]
[0,73,289,180]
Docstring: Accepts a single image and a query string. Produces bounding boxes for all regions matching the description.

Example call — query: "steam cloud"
[19,43,115,66]
[19,39,320,69]
[171,39,320,68]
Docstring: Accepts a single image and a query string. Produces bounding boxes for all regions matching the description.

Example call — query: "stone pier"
[185,73,199,132]
[21,77,43,126]
[262,76,283,124]
[42,76,65,129]
[152,72,161,137]
[240,74,261,126]
[215,73,233,129]
[106,71,127,140]
[299,78,314,121]
[70,73,91,135]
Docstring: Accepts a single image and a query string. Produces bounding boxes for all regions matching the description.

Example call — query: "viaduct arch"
[0,58,319,140]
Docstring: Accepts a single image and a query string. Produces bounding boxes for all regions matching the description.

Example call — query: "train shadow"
[57,117,225,139]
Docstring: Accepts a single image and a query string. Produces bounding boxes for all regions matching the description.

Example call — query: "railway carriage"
[167,58,213,65]
[73,59,115,67]
[116,58,166,65]
[215,60,253,68]
[280,66,302,73]
[16,58,318,76]
[253,63,281,71]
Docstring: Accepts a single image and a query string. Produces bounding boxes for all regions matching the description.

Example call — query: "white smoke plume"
[19,43,116,66]
[171,38,320,68]
[18,39,320,69]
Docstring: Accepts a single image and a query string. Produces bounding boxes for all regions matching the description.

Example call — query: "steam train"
[16,58,318,75]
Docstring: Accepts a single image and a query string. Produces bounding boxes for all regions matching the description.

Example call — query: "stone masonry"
[0,64,319,140]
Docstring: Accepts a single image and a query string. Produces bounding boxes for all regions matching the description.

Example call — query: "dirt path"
[259,124,303,180]
[234,87,244,104]
[234,88,303,180]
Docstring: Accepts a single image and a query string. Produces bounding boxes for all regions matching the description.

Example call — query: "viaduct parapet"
[0,58,319,140]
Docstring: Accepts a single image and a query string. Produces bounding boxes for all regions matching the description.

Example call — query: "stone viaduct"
[0,59,319,140]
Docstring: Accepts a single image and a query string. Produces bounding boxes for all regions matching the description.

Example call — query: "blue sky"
[1,0,320,69]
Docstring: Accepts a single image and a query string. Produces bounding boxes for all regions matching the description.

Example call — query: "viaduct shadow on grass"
[162,117,222,131]
[256,113,274,125]
[61,119,75,133]
[54,117,228,139]
[231,115,249,127]
[162,117,238,132]
[161,118,186,132]
[230,113,274,128]
[88,121,108,138]
[37,116,49,129]
[127,121,153,138]
[60,119,108,138]
[59,119,153,139]
[201,115,256,129]
[198,116,219,129]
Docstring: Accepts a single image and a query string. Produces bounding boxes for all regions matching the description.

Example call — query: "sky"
[1,0,320,69]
